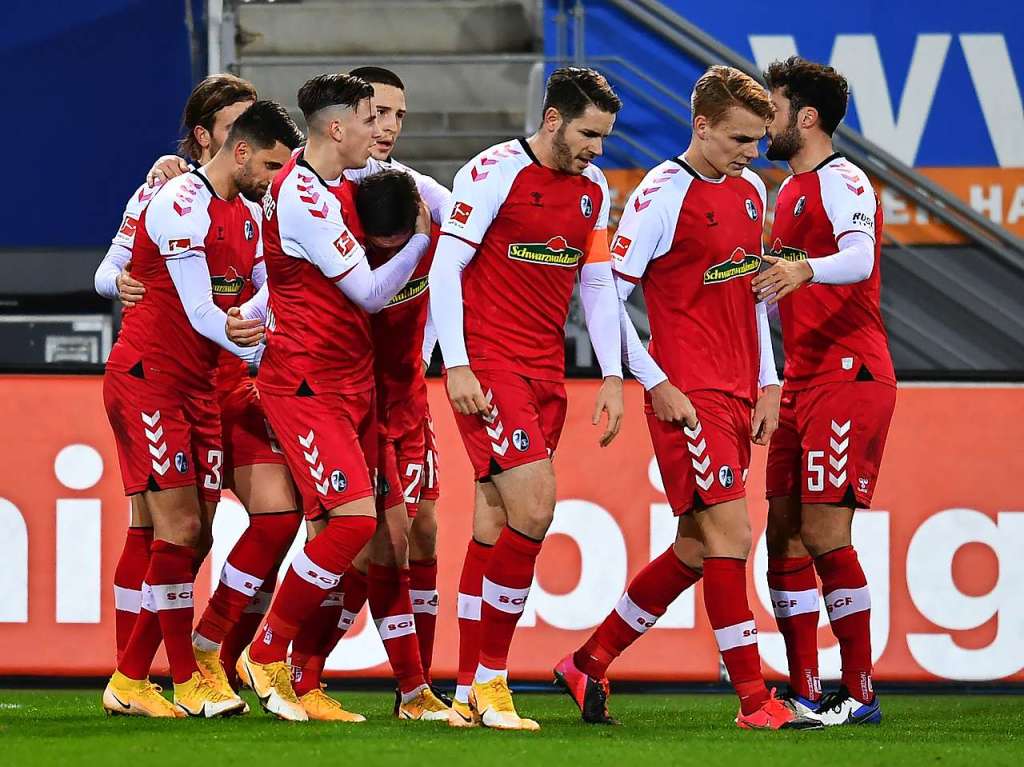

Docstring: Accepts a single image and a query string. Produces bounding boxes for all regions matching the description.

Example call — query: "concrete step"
[236,1,538,56]
[239,55,539,114]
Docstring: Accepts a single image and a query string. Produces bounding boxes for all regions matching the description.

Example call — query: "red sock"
[478,527,542,672]
[815,546,873,703]
[704,557,767,715]
[575,547,701,679]
[768,556,821,701]
[290,587,343,697]
[195,511,300,645]
[250,515,375,664]
[117,584,163,681]
[221,577,275,689]
[144,540,200,684]
[113,527,153,664]
[409,558,439,680]
[369,563,425,694]
[456,539,491,689]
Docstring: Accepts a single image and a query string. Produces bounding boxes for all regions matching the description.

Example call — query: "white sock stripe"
[113,586,142,614]
[713,619,759,652]
[219,561,264,598]
[481,578,530,615]
[824,585,871,621]
[290,550,342,590]
[374,613,416,641]
[244,590,272,614]
[148,582,195,611]
[613,593,658,634]
[769,587,820,618]
[457,593,481,621]
[338,609,358,629]
[140,582,156,613]
[410,589,439,615]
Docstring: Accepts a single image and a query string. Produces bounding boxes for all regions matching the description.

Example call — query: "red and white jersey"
[258,149,374,396]
[370,225,439,438]
[612,159,766,403]
[770,154,894,389]
[106,170,262,394]
[440,139,610,381]
[111,181,164,251]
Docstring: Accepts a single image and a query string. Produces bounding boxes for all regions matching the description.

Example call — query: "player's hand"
[226,306,265,347]
[751,384,781,445]
[649,380,698,428]
[592,375,624,447]
[147,155,189,187]
[447,365,489,415]
[115,263,145,308]
[414,200,431,236]
[751,254,813,304]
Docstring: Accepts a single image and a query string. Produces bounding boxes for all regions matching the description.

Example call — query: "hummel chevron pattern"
[142,411,169,476]
[482,389,508,457]
[829,420,851,488]
[299,429,329,494]
[684,421,713,491]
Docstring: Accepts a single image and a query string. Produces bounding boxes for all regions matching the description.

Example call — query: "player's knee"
[800,516,848,557]
[672,534,704,572]
[408,519,437,559]
[168,514,202,548]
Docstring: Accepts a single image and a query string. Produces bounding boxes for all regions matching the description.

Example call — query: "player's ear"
[542,106,563,133]
[800,105,819,131]
[233,139,251,166]
[693,113,708,140]
[194,125,212,152]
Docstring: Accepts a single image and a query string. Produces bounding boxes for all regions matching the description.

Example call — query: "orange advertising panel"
[0,376,1022,683]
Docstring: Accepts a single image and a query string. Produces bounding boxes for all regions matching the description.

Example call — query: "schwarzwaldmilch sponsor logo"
[507,236,583,268]
[703,247,761,284]
[768,238,809,262]
[385,275,429,307]
[211,266,245,295]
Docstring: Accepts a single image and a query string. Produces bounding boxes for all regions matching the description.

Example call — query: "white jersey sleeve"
[817,159,878,242]
[439,140,531,246]
[610,161,689,282]
[111,181,162,249]
[277,169,366,280]
[143,175,212,260]
[346,157,453,225]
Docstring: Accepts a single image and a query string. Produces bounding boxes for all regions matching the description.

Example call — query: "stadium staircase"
[218,0,545,186]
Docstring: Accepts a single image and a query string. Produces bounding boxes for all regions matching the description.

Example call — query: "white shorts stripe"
[291,550,342,590]
[244,589,272,615]
[219,561,263,598]
[149,582,195,611]
[713,619,758,652]
[613,593,658,634]
[769,587,820,619]
[374,613,417,641]
[113,586,142,614]
[410,589,439,615]
[481,578,530,615]
[824,585,871,622]
[457,593,481,621]
[338,609,359,630]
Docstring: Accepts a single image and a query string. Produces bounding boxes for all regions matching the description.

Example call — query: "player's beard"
[552,124,577,174]
[766,116,802,162]
[236,162,266,203]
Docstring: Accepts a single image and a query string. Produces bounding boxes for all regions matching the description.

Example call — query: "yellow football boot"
[173,671,246,718]
[194,643,250,714]
[447,698,480,728]
[102,670,184,718]
[298,686,366,722]
[395,685,450,721]
[471,677,540,731]
[235,645,307,721]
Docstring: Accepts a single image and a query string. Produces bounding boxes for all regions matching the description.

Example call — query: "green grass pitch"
[1,688,1021,766]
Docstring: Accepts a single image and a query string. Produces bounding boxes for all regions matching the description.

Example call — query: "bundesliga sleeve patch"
[334,230,358,256]
[118,215,139,238]
[611,234,632,259]
[448,201,473,227]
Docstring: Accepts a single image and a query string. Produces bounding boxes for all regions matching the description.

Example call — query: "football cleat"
[298,686,366,722]
[430,684,454,707]
[236,645,307,721]
[447,698,479,728]
[803,686,882,726]
[471,677,540,731]
[553,654,618,725]
[395,685,450,721]
[102,671,184,718]
[736,688,822,730]
[194,643,249,714]
[778,686,820,718]
[173,671,247,718]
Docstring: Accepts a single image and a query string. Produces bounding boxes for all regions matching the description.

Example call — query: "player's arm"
[751,300,781,445]
[421,304,437,370]
[147,155,191,187]
[97,186,150,305]
[226,281,268,347]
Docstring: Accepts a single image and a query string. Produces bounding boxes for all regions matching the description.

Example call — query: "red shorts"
[260,387,377,519]
[218,380,287,487]
[377,420,427,517]
[766,381,896,508]
[449,370,567,481]
[420,412,441,503]
[646,389,751,516]
[103,369,224,503]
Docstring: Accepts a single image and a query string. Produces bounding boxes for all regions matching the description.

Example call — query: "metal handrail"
[604,0,1024,267]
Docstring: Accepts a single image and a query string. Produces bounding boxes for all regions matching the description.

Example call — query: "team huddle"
[94,57,894,732]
